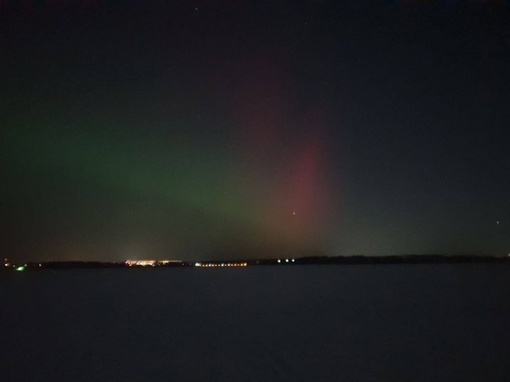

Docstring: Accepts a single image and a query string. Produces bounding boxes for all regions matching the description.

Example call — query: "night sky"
[1,0,509,262]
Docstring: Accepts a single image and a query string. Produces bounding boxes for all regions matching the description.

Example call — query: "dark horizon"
[3,264,510,382]
[1,0,509,263]
[3,253,510,272]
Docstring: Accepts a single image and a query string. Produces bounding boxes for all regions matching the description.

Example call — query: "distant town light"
[277,260,281,263]
[124,259,182,267]
[16,266,25,271]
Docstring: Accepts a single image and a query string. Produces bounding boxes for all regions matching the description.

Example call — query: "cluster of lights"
[277,259,296,263]
[126,260,157,266]
[4,258,32,271]
[194,262,248,268]
[159,260,178,265]
[125,260,182,267]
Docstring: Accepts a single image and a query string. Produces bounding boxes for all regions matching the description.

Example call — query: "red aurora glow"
[209,53,333,246]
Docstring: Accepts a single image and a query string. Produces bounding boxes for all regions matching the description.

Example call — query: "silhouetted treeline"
[2,255,509,271]
[293,255,510,265]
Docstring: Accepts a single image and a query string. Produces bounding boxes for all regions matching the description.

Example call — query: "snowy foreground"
[2,265,510,382]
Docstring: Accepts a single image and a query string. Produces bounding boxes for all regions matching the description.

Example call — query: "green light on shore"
[16,266,25,271]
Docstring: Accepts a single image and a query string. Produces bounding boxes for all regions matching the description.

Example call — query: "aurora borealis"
[1,0,509,262]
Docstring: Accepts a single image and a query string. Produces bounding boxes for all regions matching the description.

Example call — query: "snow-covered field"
[2,265,510,381]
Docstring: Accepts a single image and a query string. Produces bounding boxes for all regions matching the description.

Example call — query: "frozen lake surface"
[2,264,510,381]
